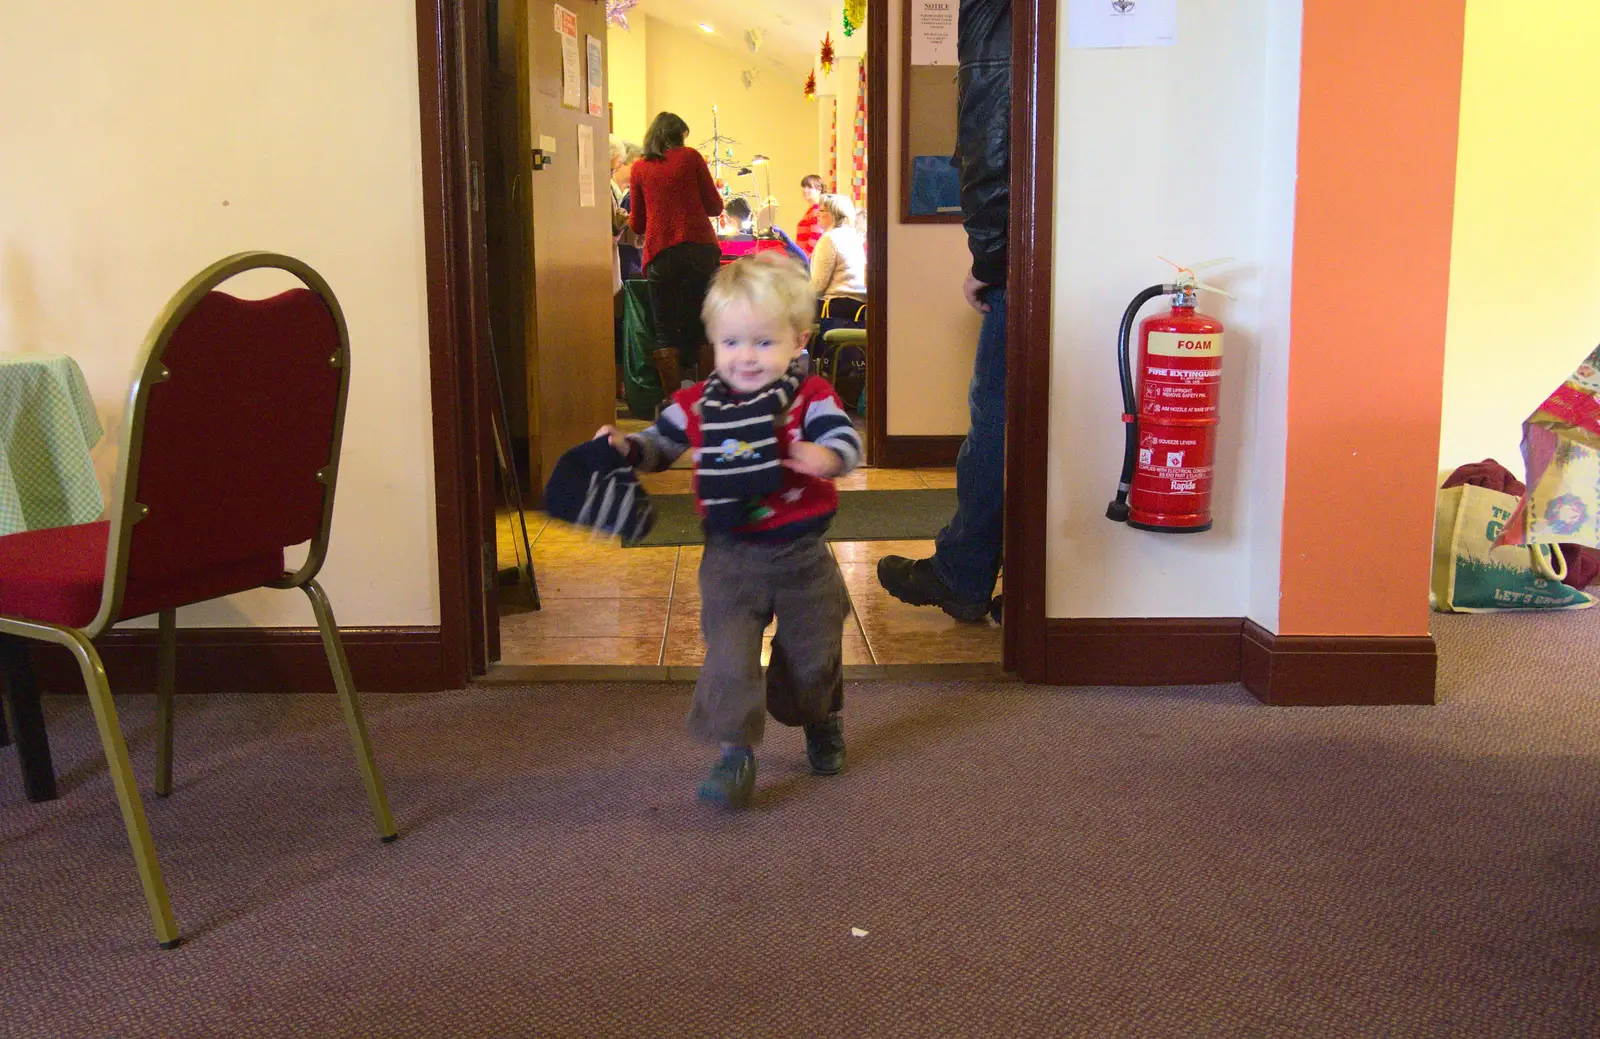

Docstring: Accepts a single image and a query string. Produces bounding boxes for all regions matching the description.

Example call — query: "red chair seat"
[0,521,285,628]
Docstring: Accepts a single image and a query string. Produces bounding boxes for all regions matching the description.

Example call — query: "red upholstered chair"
[0,253,395,948]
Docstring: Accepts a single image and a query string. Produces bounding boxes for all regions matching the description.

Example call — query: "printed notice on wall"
[586,35,604,118]
[555,4,582,109]
[1068,0,1177,49]
[911,0,958,65]
[577,123,596,207]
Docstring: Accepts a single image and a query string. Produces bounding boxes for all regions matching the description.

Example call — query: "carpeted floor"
[1,610,1597,1037]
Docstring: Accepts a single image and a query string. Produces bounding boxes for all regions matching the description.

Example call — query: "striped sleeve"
[627,401,690,472]
[803,393,863,475]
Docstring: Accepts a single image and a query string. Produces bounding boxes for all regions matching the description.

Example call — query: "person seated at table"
[611,136,644,399]
[810,194,867,338]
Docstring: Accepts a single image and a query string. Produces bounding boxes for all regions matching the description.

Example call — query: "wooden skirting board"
[16,620,1435,705]
[1044,617,1436,705]
[24,627,451,696]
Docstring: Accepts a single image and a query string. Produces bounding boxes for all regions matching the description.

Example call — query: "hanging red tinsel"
[820,32,835,75]
[804,69,817,100]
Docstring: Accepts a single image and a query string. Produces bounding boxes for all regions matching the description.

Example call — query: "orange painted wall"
[1277,0,1468,635]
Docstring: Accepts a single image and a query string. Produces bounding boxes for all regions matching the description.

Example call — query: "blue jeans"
[932,287,1006,602]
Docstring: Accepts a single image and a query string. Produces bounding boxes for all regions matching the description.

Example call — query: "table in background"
[0,352,105,802]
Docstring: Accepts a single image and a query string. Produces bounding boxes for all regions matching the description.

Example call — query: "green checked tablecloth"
[0,354,105,536]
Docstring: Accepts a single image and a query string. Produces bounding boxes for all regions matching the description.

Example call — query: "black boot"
[804,713,845,775]
[876,556,992,623]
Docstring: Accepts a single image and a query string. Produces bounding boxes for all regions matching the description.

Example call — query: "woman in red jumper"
[630,112,725,393]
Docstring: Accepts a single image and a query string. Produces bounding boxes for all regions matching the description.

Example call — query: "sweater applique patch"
[718,438,759,461]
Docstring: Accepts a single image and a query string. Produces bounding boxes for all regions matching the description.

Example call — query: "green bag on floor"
[621,280,663,420]
[1430,483,1595,612]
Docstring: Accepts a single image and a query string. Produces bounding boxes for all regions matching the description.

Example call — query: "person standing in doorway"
[611,137,644,400]
[876,0,1011,622]
[630,112,725,395]
[795,174,826,258]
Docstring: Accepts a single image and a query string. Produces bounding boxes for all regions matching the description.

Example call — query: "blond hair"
[702,252,817,338]
[819,193,859,232]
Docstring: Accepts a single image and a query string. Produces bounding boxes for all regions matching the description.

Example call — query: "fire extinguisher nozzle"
[1106,501,1131,523]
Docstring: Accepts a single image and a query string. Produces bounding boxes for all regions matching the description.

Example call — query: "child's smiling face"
[708,299,809,394]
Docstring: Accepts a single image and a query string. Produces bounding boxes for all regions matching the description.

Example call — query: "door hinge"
[469,159,484,213]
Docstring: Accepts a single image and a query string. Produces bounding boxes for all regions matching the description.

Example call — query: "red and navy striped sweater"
[627,376,863,538]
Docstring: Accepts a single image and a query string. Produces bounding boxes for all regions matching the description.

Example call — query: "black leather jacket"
[955,0,1011,287]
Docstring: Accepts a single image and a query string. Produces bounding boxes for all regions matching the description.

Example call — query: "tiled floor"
[495,468,1001,668]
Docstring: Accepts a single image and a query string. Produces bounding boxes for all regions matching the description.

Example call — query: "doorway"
[415,0,1055,681]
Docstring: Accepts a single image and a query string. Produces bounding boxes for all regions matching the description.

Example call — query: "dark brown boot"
[652,347,681,394]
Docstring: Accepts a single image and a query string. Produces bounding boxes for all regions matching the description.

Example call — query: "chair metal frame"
[0,252,396,949]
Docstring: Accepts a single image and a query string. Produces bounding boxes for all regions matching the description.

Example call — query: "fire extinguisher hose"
[1106,284,1175,523]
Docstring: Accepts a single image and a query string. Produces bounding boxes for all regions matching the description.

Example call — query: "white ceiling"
[627,0,860,83]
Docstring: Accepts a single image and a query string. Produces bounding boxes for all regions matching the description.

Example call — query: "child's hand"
[784,441,844,479]
[595,425,630,457]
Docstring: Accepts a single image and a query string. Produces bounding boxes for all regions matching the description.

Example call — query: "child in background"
[794,174,826,257]
[598,254,862,807]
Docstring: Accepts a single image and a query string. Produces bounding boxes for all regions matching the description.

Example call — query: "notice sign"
[1068,0,1177,49]
[911,0,958,66]
[586,35,604,118]
[578,123,596,207]
[555,4,582,109]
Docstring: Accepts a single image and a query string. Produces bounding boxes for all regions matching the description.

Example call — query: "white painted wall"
[0,2,437,629]
[1046,0,1299,620]
[1244,0,1303,633]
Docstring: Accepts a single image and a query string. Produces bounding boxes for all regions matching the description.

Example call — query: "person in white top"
[808,194,868,311]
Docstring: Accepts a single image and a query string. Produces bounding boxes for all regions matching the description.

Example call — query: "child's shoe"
[804,713,845,775]
[697,746,756,807]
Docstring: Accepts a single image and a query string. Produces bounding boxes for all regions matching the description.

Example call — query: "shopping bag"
[1431,483,1595,612]
[1496,344,1600,551]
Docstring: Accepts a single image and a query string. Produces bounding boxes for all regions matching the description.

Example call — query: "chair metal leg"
[154,608,176,797]
[0,635,58,802]
[64,631,180,948]
[301,580,397,842]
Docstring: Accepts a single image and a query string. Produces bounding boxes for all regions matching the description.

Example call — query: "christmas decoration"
[804,70,817,100]
[819,32,835,74]
[605,0,641,30]
[843,0,866,37]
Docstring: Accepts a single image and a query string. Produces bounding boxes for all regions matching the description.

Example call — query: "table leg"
[0,636,58,803]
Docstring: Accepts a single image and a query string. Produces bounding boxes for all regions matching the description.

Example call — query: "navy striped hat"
[544,436,655,545]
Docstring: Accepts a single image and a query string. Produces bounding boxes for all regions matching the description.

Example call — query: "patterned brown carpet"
[2,611,1597,1037]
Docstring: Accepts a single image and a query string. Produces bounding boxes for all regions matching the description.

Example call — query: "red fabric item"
[1442,458,1600,588]
[795,205,823,257]
[0,522,284,628]
[1561,544,1600,590]
[126,289,339,591]
[629,146,723,268]
[671,376,849,534]
[1441,458,1525,497]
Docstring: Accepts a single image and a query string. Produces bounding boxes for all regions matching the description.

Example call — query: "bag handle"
[1532,543,1568,582]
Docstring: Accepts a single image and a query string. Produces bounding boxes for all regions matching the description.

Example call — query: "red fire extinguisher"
[1106,263,1231,533]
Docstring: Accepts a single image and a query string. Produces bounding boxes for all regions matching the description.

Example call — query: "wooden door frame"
[417,0,1056,683]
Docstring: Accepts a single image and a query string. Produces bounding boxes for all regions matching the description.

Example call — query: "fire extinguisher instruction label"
[1147,332,1222,357]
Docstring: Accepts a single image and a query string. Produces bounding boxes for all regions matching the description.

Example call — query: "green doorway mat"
[627,488,957,547]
